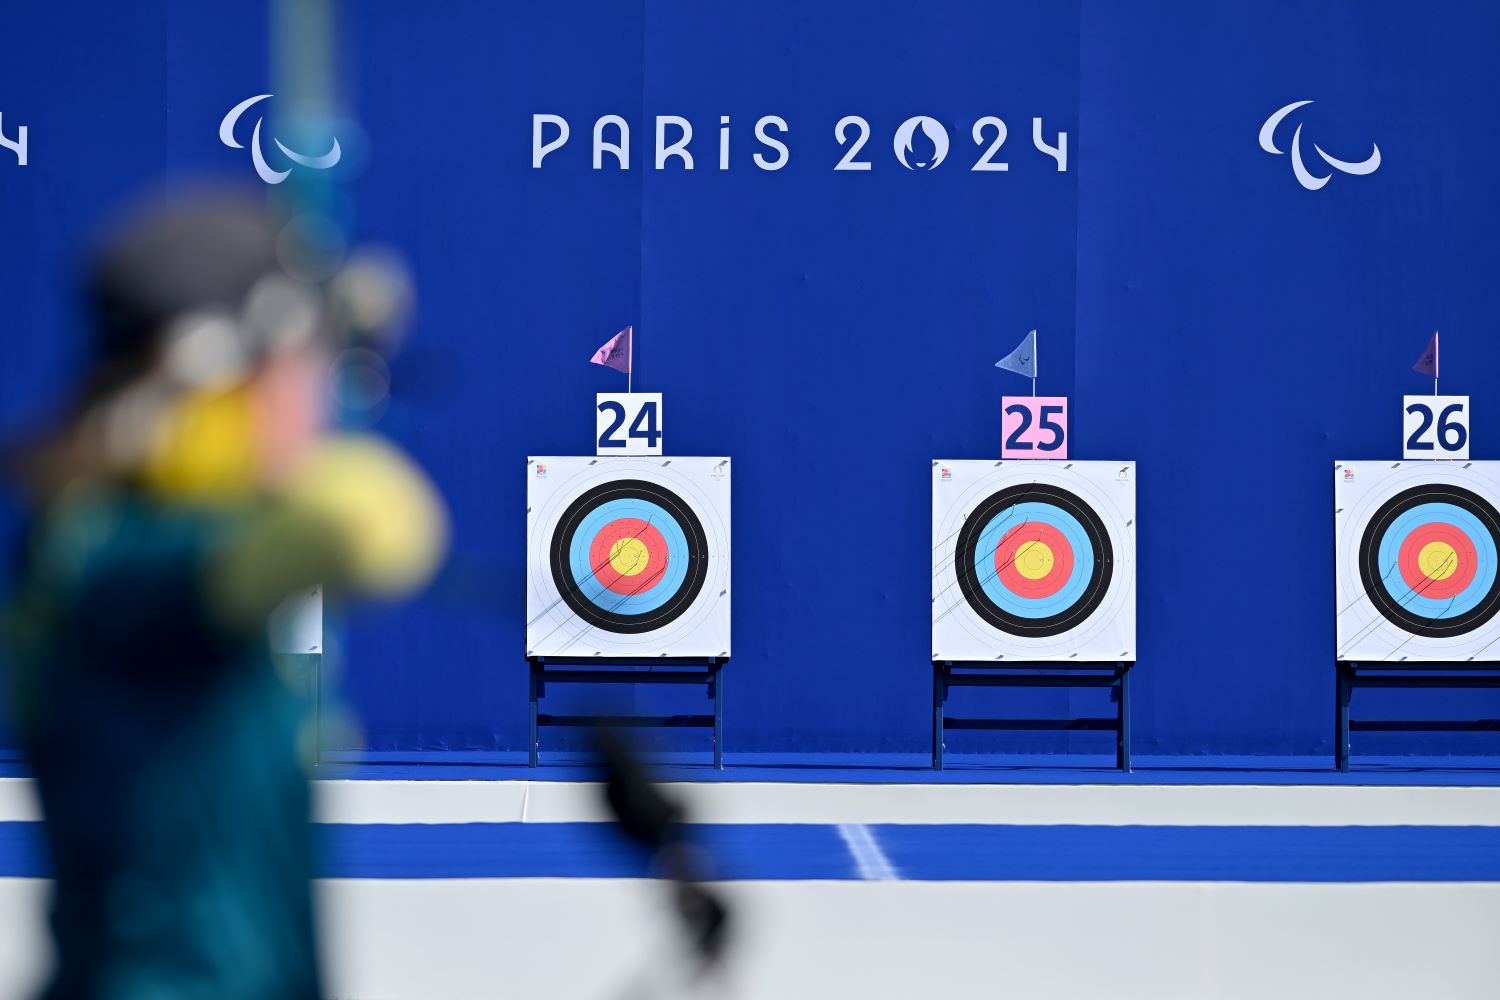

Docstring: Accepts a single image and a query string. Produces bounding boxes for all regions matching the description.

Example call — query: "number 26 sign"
[597,393,663,456]
[1002,396,1068,459]
[1403,395,1469,460]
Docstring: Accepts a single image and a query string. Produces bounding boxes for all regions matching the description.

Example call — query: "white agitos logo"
[893,116,949,170]
[1259,100,1380,191]
[219,94,342,185]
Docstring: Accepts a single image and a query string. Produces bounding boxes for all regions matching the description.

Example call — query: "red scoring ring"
[995,522,1075,600]
[1397,522,1479,600]
[589,518,671,596]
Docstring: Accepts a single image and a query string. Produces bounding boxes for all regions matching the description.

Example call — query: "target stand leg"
[528,659,541,768]
[313,652,323,769]
[1335,662,1352,773]
[932,662,948,770]
[1115,661,1132,773]
[712,660,724,771]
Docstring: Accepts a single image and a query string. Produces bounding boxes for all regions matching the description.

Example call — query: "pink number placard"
[1001,396,1069,459]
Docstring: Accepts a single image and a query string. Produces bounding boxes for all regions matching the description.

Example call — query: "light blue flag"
[995,329,1036,378]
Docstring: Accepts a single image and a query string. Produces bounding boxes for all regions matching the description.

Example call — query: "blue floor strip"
[5,753,1500,784]
[6,821,1500,883]
[297,752,1500,786]
[0,823,45,879]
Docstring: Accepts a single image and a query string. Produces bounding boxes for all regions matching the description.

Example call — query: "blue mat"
[5,752,1500,785]
[318,752,1500,786]
[6,821,1500,882]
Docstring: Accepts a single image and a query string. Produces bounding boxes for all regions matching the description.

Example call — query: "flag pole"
[1433,330,1438,397]
[629,326,634,395]
[1032,330,1037,398]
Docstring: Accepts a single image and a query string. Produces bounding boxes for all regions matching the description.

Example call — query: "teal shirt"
[9,491,321,999]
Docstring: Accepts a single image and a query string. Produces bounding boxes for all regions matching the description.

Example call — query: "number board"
[597,393,664,456]
[1404,395,1470,460]
[1001,396,1069,459]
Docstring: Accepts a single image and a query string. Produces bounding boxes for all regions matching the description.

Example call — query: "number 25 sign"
[1002,396,1068,459]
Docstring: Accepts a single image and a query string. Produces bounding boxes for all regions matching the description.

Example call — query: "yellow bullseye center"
[1015,540,1054,580]
[1418,540,1459,581]
[609,536,651,576]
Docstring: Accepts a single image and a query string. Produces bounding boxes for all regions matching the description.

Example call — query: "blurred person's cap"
[84,186,411,396]
[5,185,413,493]
[86,190,324,392]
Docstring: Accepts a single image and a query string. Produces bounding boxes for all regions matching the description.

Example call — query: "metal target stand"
[1335,660,1500,771]
[527,655,726,769]
[932,659,1132,771]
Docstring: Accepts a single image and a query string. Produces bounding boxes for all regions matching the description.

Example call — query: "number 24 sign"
[1002,396,1068,459]
[597,393,663,456]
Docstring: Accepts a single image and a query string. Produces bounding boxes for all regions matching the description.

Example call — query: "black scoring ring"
[1357,483,1500,638]
[954,482,1114,638]
[549,479,710,634]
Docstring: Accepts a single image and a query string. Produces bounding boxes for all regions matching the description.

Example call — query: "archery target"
[1335,461,1500,661]
[933,461,1136,661]
[527,456,730,657]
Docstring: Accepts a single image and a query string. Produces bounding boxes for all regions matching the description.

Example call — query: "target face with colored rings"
[956,483,1114,637]
[549,479,710,634]
[1358,484,1500,637]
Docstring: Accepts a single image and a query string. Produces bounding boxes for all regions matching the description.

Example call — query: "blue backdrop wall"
[2,0,1498,756]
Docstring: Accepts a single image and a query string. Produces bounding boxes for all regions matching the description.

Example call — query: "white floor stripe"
[336,780,1500,827]
[9,878,1499,999]
[310,779,529,824]
[317,879,1500,1000]
[7,776,1500,827]
[0,779,39,822]
[835,823,900,881]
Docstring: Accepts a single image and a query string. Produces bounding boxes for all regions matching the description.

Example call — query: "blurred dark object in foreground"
[593,729,733,975]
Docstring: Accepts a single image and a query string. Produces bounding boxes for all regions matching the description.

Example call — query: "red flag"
[1412,330,1438,378]
[591,326,632,374]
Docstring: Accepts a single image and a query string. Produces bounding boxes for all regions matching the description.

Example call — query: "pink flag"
[591,326,632,374]
[1412,330,1439,377]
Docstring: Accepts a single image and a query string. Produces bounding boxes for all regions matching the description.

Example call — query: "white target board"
[932,460,1136,662]
[1335,461,1500,661]
[268,586,322,654]
[527,456,730,658]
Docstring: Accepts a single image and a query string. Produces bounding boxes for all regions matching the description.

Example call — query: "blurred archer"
[4,187,445,998]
